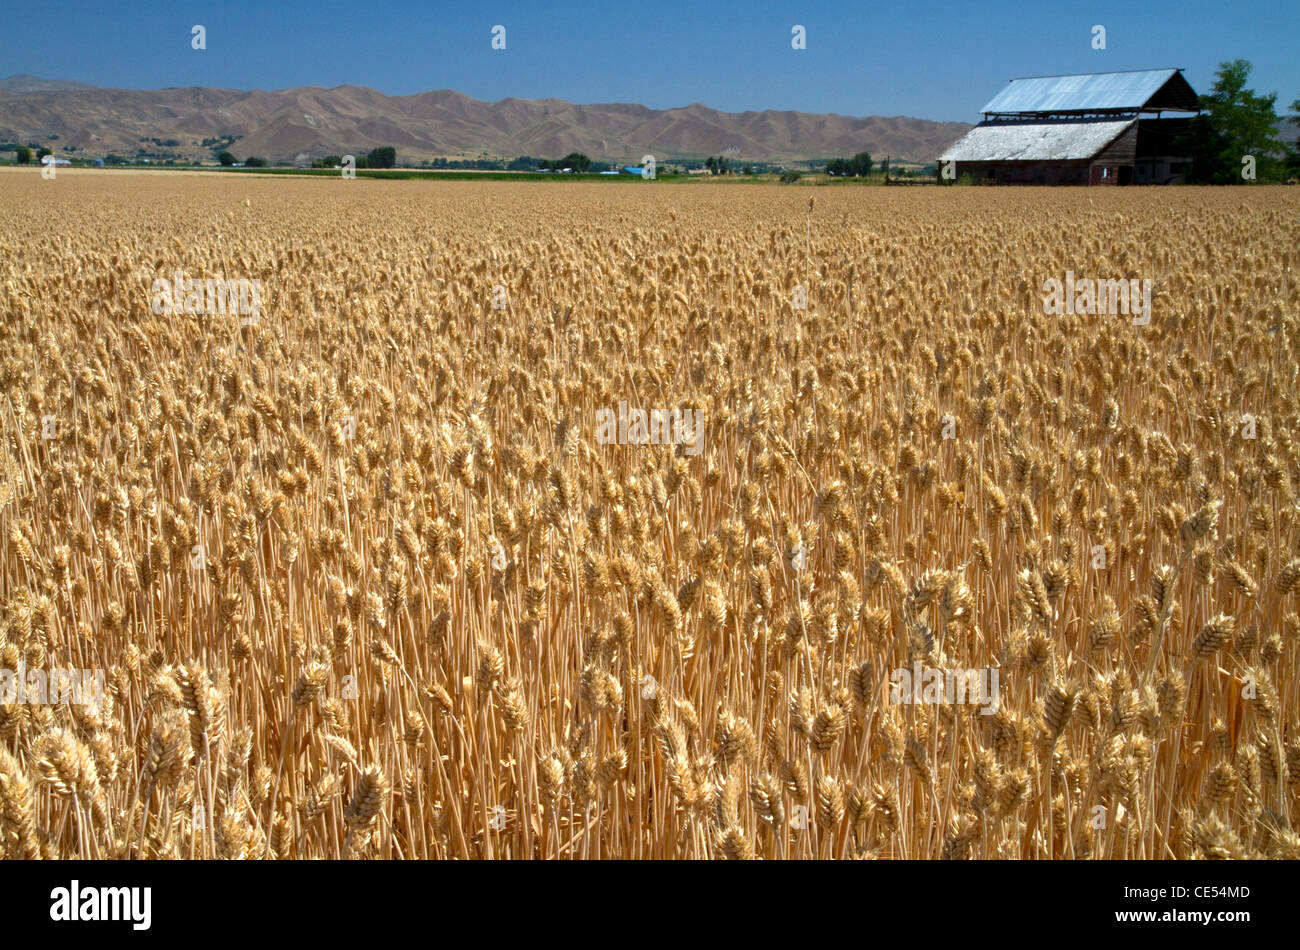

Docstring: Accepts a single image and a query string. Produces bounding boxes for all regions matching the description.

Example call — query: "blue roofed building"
[939,68,1200,185]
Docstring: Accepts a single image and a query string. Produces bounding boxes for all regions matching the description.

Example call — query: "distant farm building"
[939,68,1200,185]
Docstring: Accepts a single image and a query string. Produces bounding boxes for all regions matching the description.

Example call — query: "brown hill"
[0,76,971,164]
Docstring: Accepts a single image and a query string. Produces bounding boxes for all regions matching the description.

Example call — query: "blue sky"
[2,0,1296,121]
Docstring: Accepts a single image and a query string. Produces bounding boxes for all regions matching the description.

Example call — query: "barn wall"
[1094,123,1138,164]
[1089,164,1120,186]
[958,161,1090,185]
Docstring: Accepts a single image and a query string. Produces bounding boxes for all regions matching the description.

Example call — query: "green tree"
[1177,60,1285,183]
[36,147,52,160]
[559,152,591,172]
[779,169,801,184]
[244,156,267,167]
[827,153,871,177]
[366,146,396,169]
[217,151,235,166]
[705,156,716,175]
[1287,97,1300,178]
[15,145,33,164]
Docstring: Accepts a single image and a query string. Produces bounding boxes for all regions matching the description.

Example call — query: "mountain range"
[0,74,970,165]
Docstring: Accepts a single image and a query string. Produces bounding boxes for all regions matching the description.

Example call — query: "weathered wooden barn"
[939,68,1200,185]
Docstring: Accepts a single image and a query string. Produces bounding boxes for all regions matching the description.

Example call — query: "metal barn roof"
[980,68,1197,115]
[939,119,1135,162]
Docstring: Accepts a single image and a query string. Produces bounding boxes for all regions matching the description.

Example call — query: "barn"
[939,68,1200,185]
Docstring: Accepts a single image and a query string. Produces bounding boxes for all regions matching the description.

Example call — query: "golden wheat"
[0,168,1298,859]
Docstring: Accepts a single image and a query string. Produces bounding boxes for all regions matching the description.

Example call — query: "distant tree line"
[307,146,397,170]
[215,152,268,167]
[825,152,873,176]
[537,153,594,172]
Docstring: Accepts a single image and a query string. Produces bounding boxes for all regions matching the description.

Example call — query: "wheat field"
[1,169,1298,859]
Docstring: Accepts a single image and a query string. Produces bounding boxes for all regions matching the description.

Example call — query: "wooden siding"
[1094,122,1138,164]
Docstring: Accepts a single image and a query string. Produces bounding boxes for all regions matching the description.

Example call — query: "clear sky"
[2,0,1296,122]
